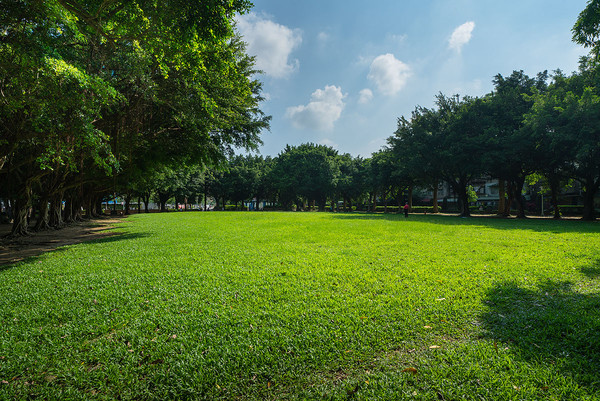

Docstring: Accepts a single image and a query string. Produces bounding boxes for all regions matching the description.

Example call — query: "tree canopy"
[0,0,270,234]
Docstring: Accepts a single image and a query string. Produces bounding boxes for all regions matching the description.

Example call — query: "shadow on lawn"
[580,259,600,279]
[331,212,599,234]
[480,278,600,392]
[0,232,149,272]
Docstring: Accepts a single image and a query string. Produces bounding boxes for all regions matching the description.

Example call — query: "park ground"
[1,212,599,400]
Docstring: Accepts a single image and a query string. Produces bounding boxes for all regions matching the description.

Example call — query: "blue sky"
[235,0,589,158]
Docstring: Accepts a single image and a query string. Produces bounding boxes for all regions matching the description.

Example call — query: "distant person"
[403,202,409,218]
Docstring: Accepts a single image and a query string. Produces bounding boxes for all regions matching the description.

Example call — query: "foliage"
[525,64,600,220]
[573,0,600,57]
[0,0,269,234]
[271,143,340,210]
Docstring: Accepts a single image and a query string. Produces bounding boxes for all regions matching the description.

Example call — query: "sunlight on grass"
[1,213,599,399]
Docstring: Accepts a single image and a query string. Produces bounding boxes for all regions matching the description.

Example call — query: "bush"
[411,206,441,213]
[374,206,400,213]
[556,205,583,216]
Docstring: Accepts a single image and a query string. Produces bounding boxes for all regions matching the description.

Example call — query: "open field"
[1,212,599,400]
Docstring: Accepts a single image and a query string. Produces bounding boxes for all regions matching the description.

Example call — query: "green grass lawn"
[1,212,600,400]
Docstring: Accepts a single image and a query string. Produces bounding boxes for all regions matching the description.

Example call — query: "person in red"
[403,202,409,218]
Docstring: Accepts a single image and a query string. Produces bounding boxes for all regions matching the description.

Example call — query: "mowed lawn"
[1,212,600,400]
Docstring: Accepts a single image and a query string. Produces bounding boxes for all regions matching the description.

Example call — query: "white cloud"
[358,88,374,104]
[449,21,475,52]
[285,85,346,131]
[236,13,302,78]
[317,32,330,42]
[367,54,411,96]
[386,33,407,45]
[319,138,338,148]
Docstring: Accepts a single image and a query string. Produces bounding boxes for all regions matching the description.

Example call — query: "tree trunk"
[33,194,51,231]
[124,193,131,215]
[383,192,388,213]
[143,193,150,213]
[49,193,64,228]
[513,177,526,219]
[451,181,471,217]
[11,197,30,236]
[71,195,84,222]
[158,192,170,212]
[83,192,93,219]
[497,179,506,215]
[503,181,514,217]
[408,186,413,210]
[582,181,598,221]
[371,191,377,212]
[432,184,439,213]
[549,178,561,219]
[92,196,103,217]
[10,183,32,236]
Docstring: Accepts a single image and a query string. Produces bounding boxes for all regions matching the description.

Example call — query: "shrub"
[374,206,400,213]
[411,206,441,213]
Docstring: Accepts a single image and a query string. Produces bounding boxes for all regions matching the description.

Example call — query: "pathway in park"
[0,218,122,266]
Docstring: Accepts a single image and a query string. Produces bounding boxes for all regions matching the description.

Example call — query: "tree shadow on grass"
[480,279,600,391]
[0,232,149,272]
[331,212,599,234]
[580,259,600,279]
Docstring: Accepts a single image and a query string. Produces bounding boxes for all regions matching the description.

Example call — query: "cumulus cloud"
[319,138,338,148]
[358,88,374,104]
[449,21,475,52]
[285,85,346,131]
[236,13,302,78]
[367,54,411,96]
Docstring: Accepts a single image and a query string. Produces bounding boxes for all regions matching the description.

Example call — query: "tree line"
[197,64,600,220]
[0,0,270,235]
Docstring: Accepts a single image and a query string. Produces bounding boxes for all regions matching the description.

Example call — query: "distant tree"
[335,154,367,211]
[272,144,340,211]
[433,94,488,217]
[390,106,443,213]
[369,149,408,213]
[484,70,548,218]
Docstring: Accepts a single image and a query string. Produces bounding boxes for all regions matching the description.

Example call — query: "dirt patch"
[0,218,124,266]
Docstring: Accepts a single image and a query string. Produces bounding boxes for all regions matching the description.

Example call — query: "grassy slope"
[1,212,599,400]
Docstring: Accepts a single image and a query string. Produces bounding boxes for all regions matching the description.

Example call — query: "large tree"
[433,94,488,217]
[526,65,600,220]
[0,0,269,235]
[484,70,548,218]
[390,106,444,213]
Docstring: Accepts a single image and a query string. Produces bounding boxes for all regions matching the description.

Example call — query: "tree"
[484,70,548,218]
[433,94,488,217]
[390,106,444,213]
[335,154,367,211]
[272,144,340,211]
[0,0,270,235]
[526,64,600,220]
[573,0,600,58]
